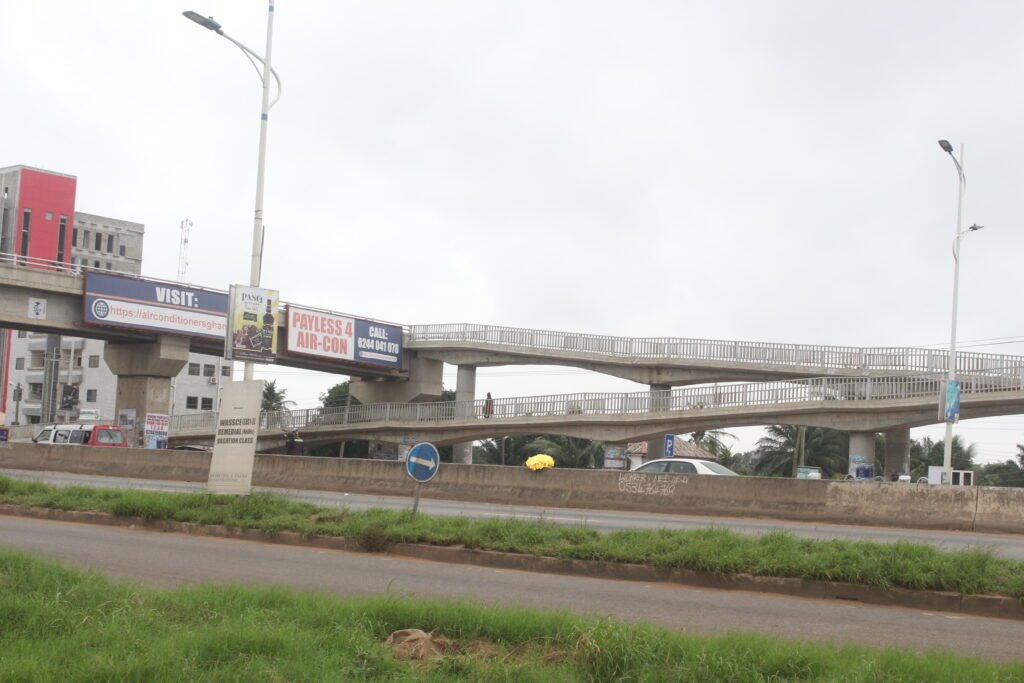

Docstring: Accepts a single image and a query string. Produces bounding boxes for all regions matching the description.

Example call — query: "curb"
[2,504,1021,622]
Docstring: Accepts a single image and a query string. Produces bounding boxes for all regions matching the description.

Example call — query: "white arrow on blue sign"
[406,442,440,483]
[664,434,675,458]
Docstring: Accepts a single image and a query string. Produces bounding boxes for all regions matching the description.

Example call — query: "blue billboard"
[354,319,403,368]
[83,272,228,340]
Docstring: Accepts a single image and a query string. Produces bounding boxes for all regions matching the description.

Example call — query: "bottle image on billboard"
[262,298,275,352]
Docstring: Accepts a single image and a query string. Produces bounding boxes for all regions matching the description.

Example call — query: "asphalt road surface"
[0,514,1021,662]
[4,467,1024,559]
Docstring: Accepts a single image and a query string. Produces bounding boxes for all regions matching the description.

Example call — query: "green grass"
[0,550,1021,682]
[3,474,1024,599]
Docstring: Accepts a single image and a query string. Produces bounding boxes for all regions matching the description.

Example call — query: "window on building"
[105,262,112,270]
[14,357,24,370]
[83,230,90,248]
[201,397,214,411]
[107,235,114,252]
[119,245,126,257]
[56,216,68,266]
[17,330,26,338]
[203,364,215,377]
[28,416,40,425]
[94,232,102,251]
[186,396,198,410]
[86,389,97,403]
[89,355,100,368]
[93,260,100,269]
[221,365,232,377]
[74,354,82,367]
[188,363,200,376]
[28,383,42,400]
[20,209,31,258]
[72,228,78,247]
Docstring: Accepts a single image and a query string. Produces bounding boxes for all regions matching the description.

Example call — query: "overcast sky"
[3,1,1022,462]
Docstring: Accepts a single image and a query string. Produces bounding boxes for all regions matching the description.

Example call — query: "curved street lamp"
[184,3,282,382]
[937,139,983,484]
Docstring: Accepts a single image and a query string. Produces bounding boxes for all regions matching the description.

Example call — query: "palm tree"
[689,429,736,458]
[523,435,604,469]
[262,379,295,412]
[752,425,848,478]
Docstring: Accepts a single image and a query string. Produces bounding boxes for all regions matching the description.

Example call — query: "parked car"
[32,424,128,447]
[631,458,739,476]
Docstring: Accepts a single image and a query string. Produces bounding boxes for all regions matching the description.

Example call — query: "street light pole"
[938,140,984,484]
[184,3,281,382]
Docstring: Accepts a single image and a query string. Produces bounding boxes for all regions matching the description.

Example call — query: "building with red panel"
[0,165,77,267]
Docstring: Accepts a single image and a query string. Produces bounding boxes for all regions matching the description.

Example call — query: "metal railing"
[409,323,1024,376]
[170,372,1024,434]
[0,252,84,275]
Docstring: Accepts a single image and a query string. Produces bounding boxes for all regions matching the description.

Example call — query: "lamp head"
[938,139,954,154]
[183,11,223,34]
[968,224,984,232]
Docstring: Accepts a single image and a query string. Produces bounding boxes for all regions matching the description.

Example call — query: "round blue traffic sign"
[406,442,440,483]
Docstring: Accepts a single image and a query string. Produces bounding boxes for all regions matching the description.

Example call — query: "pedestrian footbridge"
[169,372,1024,451]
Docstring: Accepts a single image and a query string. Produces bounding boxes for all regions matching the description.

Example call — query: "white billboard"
[286,306,356,362]
[207,380,264,495]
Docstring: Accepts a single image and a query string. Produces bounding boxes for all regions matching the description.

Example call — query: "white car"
[632,458,739,476]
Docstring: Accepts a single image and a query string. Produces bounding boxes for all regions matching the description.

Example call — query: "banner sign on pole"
[226,286,280,363]
[207,380,264,495]
[83,272,228,339]
[286,305,403,368]
[943,379,961,423]
[144,413,169,449]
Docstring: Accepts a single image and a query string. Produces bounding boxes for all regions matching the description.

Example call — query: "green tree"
[261,380,295,412]
[319,380,361,408]
[1016,444,1024,469]
[909,436,976,481]
[979,460,1024,487]
[751,425,848,478]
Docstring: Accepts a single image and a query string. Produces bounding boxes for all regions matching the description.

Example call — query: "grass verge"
[2,474,1024,598]
[1,549,1022,681]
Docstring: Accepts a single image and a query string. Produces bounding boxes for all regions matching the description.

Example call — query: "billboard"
[226,285,280,363]
[207,380,263,495]
[286,305,403,368]
[83,272,228,340]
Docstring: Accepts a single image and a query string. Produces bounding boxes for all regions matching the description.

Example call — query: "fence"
[170,372,1024,434]
[409,323,1024,376]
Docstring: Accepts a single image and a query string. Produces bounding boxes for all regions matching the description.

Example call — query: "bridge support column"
[349,354,443,404]
[646,383,671,461]
[848,431,877,480]
[104,336,189,446]
[883,427,911,479]
[452,365,477,464]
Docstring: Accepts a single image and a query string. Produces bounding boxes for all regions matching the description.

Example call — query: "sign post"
[405,442,440,515]
[207,380,264,495]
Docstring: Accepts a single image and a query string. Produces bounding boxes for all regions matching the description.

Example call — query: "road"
[3,467,1024,558]
[0,514,1021,662]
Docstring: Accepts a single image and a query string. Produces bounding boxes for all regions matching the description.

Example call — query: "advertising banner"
[83,272,228,340]
[286,305,403,369]
[207,380,263,495]
[226,285,279,363]
[143,412,169,449]
[943,379,961,423]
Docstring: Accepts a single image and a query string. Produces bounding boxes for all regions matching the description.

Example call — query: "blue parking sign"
[664,434,675,457]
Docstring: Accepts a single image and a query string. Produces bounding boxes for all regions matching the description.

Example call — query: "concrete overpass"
[169,372,1024,476]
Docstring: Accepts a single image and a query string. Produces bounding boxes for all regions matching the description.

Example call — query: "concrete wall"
[0,444,1017,533]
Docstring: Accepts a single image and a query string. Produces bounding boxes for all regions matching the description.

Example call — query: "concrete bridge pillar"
[646,383,671,461]
[349,354,443,404]
[883,427,911,479]
[104,336,189,445]
[452,365,477,464]
[848,431,877,480]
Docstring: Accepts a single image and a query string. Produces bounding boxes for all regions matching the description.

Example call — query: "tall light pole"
[184,3,282,382]
[937,139,983,483]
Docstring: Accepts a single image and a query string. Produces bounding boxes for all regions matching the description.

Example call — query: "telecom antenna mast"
[177,219,193,281]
